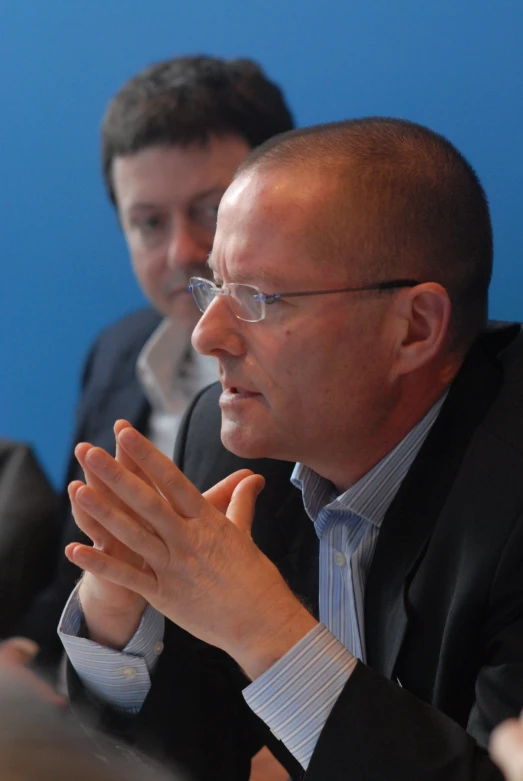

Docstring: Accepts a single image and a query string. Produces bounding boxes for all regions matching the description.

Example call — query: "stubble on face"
[112,137,252,324]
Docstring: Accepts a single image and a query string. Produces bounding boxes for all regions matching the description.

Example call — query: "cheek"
[257,326,318,405]
[129,248,166,290]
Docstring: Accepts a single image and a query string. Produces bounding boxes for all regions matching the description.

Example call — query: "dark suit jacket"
[68,322,523,781]
[15,307,162,668]
[0,440,59,636]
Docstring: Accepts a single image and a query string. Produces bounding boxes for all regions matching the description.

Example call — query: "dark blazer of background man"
[62,119,523,781]
[10,55,295,668]
[0,440,58,635]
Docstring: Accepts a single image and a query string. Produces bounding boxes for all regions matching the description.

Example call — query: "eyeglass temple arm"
[261,279,421,305]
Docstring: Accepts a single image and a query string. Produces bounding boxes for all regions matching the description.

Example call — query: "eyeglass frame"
[188,276,423,323]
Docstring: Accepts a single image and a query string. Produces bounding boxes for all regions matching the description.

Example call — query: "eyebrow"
[127,187,226,213]
[206,255,279,288]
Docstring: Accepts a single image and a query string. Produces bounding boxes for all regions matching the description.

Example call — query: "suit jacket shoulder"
[0,440,59,636]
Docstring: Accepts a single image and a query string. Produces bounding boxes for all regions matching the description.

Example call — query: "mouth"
[220,384,261,400]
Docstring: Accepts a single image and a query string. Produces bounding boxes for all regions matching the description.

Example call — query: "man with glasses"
[61,118,523,781]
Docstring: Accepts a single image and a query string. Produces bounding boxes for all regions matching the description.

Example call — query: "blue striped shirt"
[243,394,446,767]
[60,394,445,763]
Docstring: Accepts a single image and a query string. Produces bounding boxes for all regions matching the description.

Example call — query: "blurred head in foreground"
[0,673,179,781]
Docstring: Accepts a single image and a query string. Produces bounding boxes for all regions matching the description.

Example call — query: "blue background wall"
[1,0,522,487]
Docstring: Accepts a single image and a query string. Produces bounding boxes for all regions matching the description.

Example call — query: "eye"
[191,203,220,231]
[135,214,167,234]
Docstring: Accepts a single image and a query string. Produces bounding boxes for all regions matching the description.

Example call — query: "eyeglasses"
[188,276,421,323]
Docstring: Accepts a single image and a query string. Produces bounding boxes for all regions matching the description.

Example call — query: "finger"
[114,420,155,489]
[227,474,265,536]
[15,666,67,707]
[65,543,155,601]
[116,424,205,516]
[73,483,168,567]
[0,639,66,707]
[82,446,180,540]
[76,442,123,504]
[82,436,201,538]
[69,481,110,548]
[0,637,39,666]
[203,470,255,514]
[490,720,523,778]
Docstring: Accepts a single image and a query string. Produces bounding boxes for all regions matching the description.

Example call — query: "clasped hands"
[66,420,316,679]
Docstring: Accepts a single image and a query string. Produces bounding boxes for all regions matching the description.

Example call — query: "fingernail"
[85,448,105,468]
[119,427,139,445]
[76,487,95,508]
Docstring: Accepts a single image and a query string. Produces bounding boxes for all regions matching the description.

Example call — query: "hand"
[70,420,155,648]
[490,716,523,781]
[249,747,290,781]
[0,638,65,707]
[66,422,317,678]
[70,421,274,648]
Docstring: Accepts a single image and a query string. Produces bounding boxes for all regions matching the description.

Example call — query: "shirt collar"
[292,392,447,529]
[136,318,217,413]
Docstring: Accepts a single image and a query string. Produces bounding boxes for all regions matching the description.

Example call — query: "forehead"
[112,136,251,211]
[211,167,344,285]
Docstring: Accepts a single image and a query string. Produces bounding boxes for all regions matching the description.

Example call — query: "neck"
[312,373,455,493]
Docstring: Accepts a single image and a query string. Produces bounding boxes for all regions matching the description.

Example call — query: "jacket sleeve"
[304,516,523,781]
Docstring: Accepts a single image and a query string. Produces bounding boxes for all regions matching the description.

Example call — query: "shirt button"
[122,666,137,679]
[153,641,164,656]
[333,551,347,567]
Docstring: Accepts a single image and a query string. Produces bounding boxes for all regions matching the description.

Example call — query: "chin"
[220,420,293,463]
[220,421,269,460]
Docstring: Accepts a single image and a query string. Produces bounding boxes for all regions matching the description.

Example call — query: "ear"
[392,283,452,377]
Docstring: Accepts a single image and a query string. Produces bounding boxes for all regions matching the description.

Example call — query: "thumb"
[227,474,265,536]
[203,469,255,514]
[0,637,40,667]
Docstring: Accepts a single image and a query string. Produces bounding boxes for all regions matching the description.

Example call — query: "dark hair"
[101,55,294,205]
[239,117,493,352]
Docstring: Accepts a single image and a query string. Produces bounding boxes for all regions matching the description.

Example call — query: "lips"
[219,382,262,405]
[223,385,259,396]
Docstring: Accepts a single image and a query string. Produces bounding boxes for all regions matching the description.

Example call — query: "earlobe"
[394,283,451,376]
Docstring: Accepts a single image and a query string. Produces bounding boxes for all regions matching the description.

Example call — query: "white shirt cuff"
[243,623,357,769]
[58,584,165,712]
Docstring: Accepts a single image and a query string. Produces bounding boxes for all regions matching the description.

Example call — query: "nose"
[166,216,211,272]
[192,296,246,358]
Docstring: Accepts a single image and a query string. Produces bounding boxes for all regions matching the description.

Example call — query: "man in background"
[13,54,294,663]
[7,54,294,781]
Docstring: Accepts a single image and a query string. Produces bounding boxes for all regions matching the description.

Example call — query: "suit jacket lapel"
[272,488,320,618]
[364,329,508,678]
